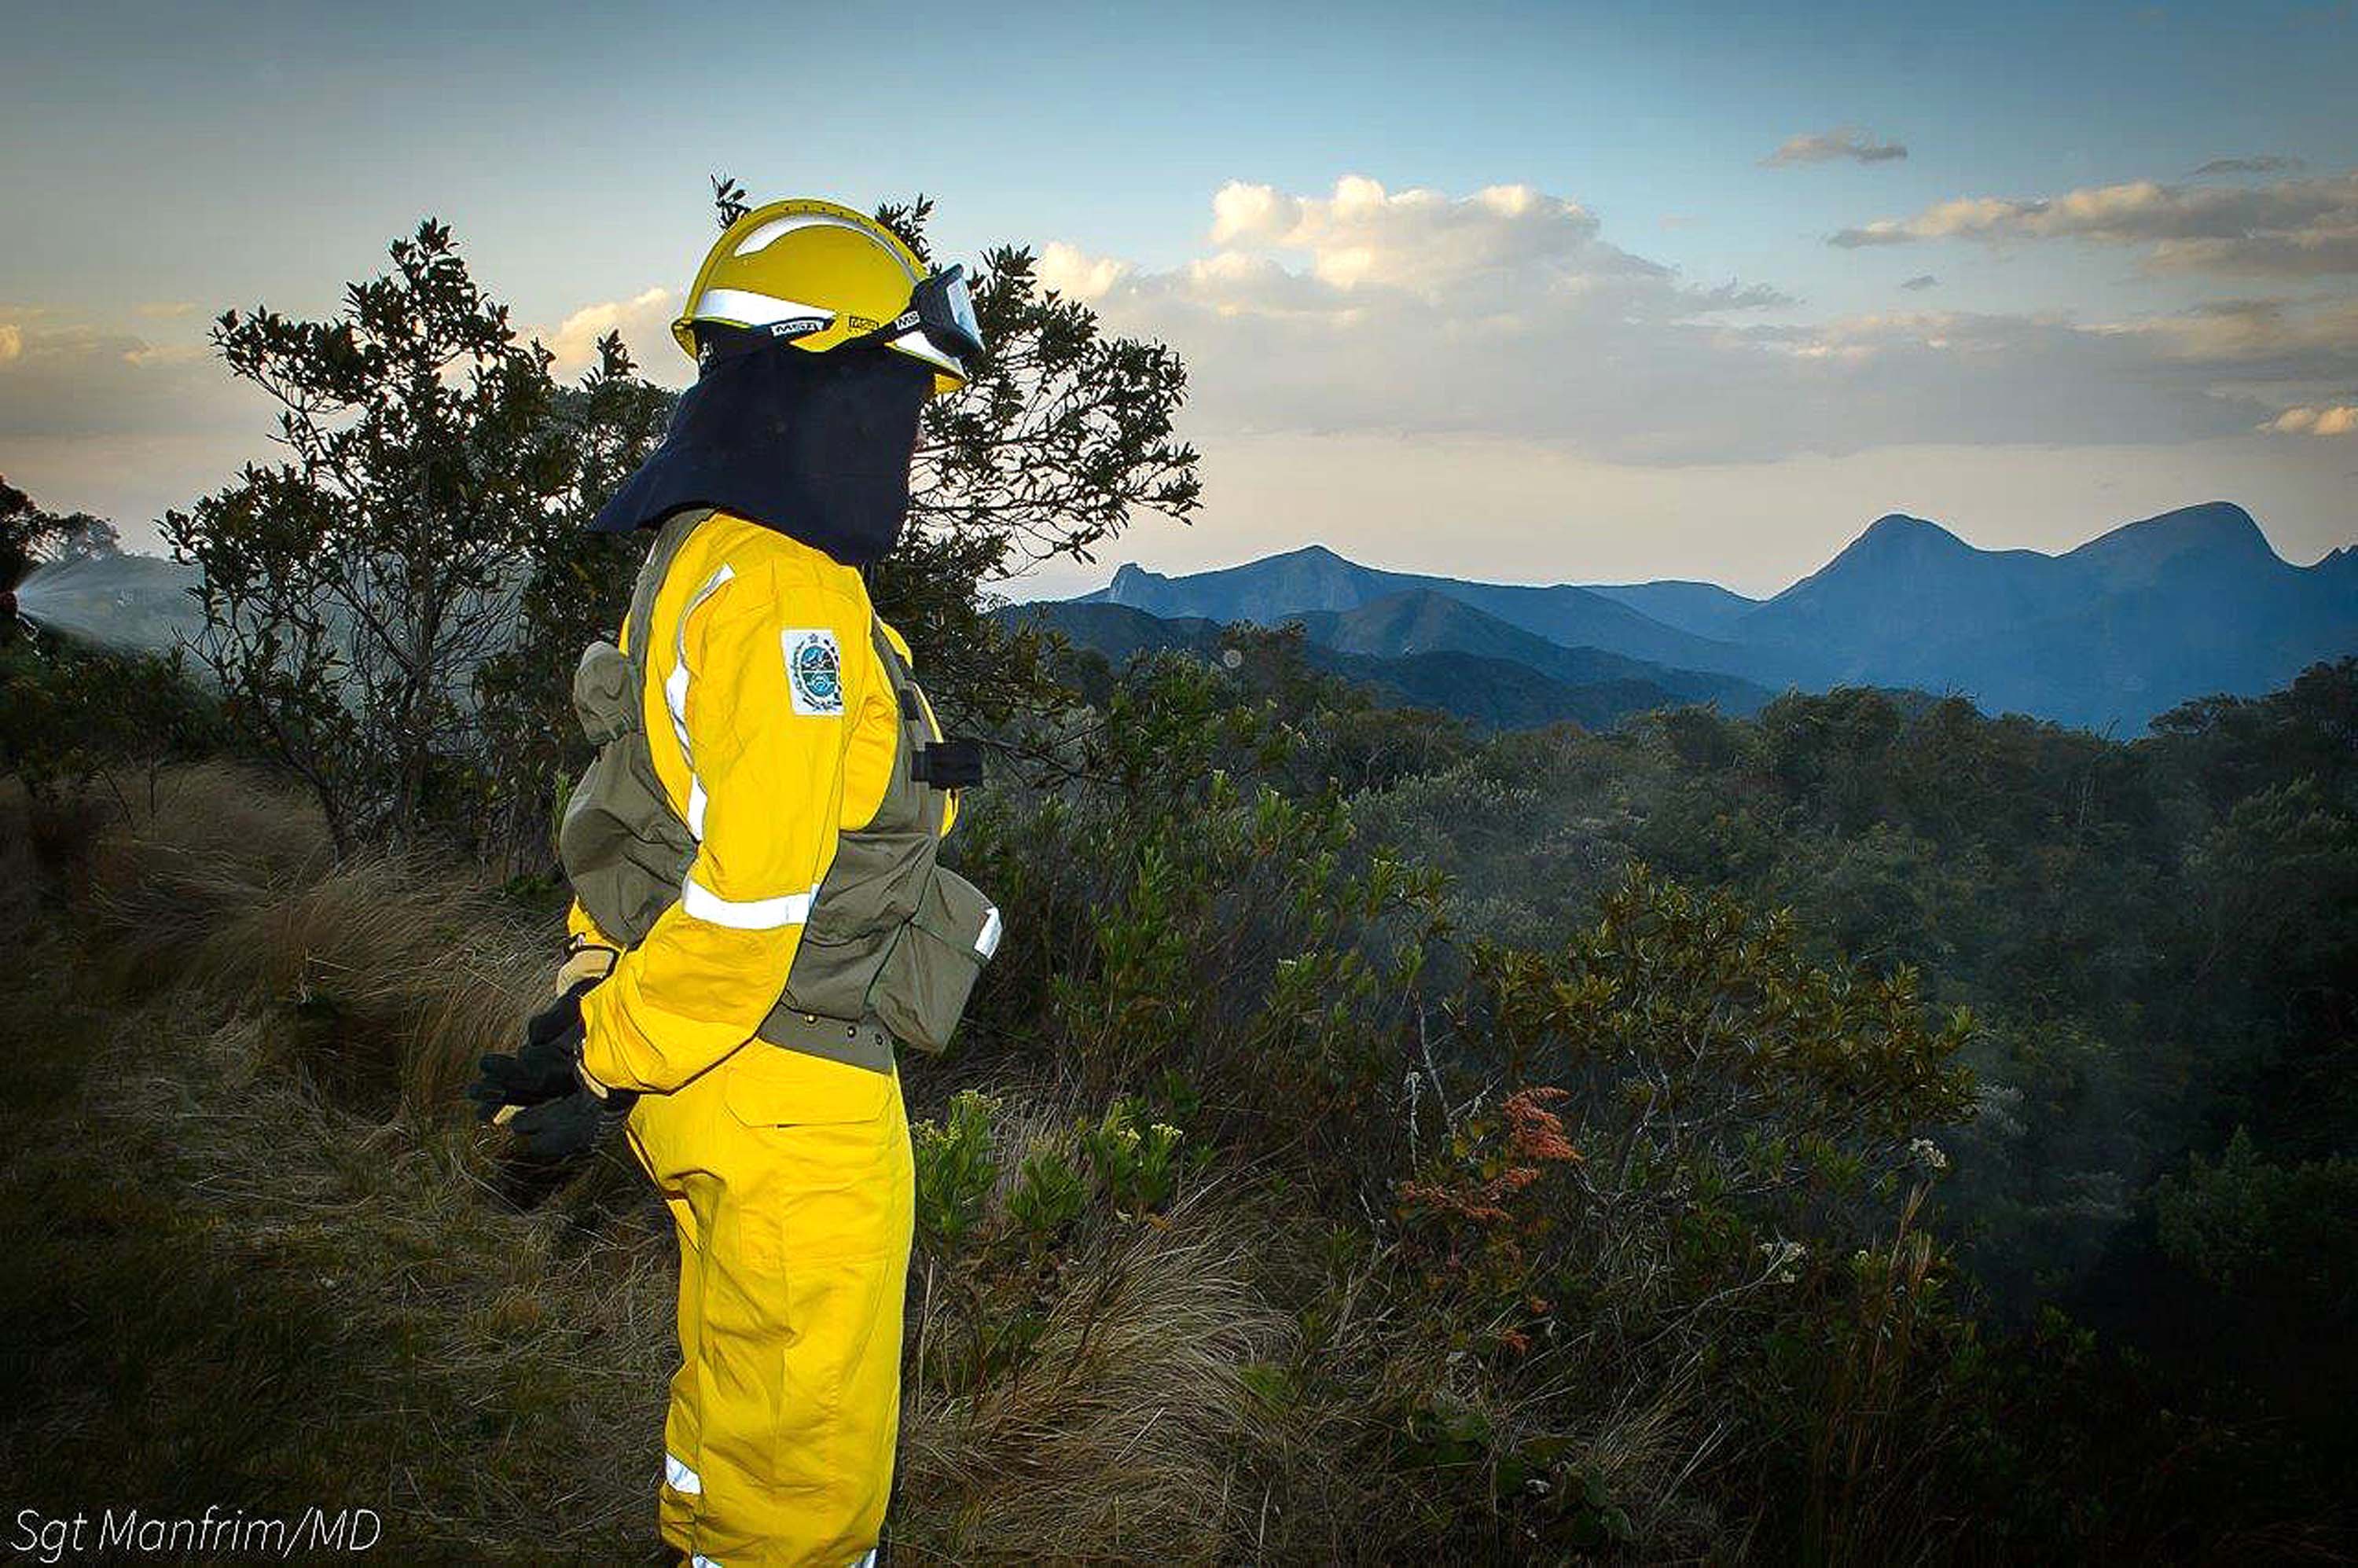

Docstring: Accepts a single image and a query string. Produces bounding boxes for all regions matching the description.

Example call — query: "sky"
[2,0,2353,599]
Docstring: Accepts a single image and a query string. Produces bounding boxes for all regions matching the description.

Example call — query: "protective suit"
[567,509,931,1567]
[512,196,997,1568]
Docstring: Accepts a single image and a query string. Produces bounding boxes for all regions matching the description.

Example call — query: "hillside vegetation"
[4,625,2352,1562]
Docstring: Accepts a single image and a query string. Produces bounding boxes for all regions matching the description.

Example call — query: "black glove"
[465,980,596,1124]
[505,1086,636,1162]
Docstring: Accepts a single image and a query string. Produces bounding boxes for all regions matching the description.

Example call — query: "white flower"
[1758,1238,1805,1283]
[1908,1137,1949,1173]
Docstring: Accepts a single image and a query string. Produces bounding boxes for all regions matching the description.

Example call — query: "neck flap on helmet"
[589,332,931,567]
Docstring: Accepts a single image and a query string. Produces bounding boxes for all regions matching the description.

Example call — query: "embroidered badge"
[783,630,844,715]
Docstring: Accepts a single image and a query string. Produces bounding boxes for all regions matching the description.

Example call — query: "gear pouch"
[571,639,637,744]
[870,865,1000,1054]
[556,640,694,946]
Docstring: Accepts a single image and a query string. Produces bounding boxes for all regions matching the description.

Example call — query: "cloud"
[2260,403,2358,435]
[1039,241,1133,302]
[538,287,681,382]
[1201,176,1658,292]
[1831,170,2358,275]
[1901,274,1940,292]
[2102,295,2358,370]
[1052,174,2345,466]
[0,309,251,441]
[0,307,278,527]
[1764,127,1908,167]
[135,301,200,320]
[2191,155,2306,177]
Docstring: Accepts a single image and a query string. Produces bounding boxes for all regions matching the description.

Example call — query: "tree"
[472,339,673,869]
[865,192,1203,730]
[163,221,626,853]
[2,476,119,591]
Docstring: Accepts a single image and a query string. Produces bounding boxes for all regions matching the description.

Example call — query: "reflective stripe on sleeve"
[664,1454,703,1496]
[663,564,736,843]
[680,875,814,931]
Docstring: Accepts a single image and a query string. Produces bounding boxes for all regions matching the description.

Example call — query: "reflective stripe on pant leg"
[626,1100,710,1562]
[659,1192,710,1555]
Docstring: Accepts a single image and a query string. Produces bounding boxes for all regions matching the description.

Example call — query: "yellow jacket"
[566,511,940,1094]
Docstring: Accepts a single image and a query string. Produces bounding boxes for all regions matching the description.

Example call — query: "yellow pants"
[626,1043,916,1568]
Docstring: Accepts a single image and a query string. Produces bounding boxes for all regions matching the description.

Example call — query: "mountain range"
[1017,595,1775,732]
[1036,502,2356,733]
[24,502,2353,737]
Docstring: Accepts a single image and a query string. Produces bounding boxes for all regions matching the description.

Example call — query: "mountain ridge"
[1062,503,2355,732]
[1005,597,1742,732]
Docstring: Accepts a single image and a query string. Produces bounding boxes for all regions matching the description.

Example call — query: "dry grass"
[0,766,1304,1564]
[900,1186,1291,1561]
[70,763,548,1122]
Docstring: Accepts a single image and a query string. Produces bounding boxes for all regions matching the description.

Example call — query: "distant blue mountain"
[1288,589,1771,714]
[1581,579,1760,640]
[1006,597,1751,731]
[1078,544,1786,684]
[1733,504,2358,729]
[1060,503,2357,733]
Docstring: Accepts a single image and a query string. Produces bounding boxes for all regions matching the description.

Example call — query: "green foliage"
[952,652,1449,1188]
[1007,1145,1086,1240]
[907,1089,1203,1395]
[1078,1098,1186,1219]
[913,1089,1001,1258]
[470,339,673,869]
[2183,777,2358,1050]
[0,637,224,804]
[2156,1129,2358,1323]
[1,475,119,589]
[163,220,654,854]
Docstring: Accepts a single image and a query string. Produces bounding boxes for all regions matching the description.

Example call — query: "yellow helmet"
[672,197,979,395]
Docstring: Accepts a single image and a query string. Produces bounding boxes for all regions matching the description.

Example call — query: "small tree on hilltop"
[164,220,634,853]
[167,189,1199,858]
[2,476,120,590]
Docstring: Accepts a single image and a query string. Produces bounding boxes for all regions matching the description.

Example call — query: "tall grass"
[2,767,1296,1563]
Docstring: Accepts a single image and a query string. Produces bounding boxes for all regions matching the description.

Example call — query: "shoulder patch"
[782,628,845,716]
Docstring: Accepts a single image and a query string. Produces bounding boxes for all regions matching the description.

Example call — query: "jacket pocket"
[870,866,1000,1054]
[721,1041,894,1128]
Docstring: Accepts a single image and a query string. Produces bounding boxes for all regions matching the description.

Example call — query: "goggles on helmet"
[847,264,984,367]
